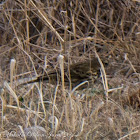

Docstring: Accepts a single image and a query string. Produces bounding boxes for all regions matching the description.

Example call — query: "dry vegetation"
[0,0,140,139]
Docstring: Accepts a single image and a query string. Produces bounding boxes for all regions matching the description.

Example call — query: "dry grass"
[0,0,140,139]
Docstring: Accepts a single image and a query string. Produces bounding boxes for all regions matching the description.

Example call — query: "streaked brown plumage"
[21,58,100,86]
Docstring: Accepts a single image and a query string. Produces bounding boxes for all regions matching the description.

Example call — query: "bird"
[17,58,101,87]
